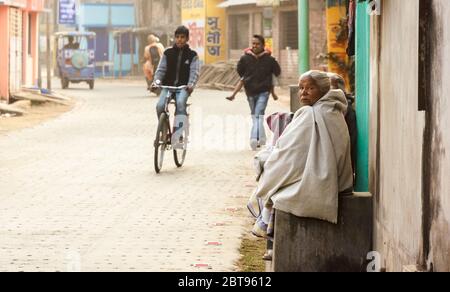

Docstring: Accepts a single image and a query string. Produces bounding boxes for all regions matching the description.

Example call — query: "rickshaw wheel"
[88,80,95,90]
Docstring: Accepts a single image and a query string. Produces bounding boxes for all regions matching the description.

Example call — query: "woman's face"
[299,77,323,106]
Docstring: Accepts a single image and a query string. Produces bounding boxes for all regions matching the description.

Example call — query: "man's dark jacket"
[162,44,198,86]
[237,52,281,96]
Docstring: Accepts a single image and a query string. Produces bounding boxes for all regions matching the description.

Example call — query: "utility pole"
[298,0,310,74]
[76,0,81,31]
[130,29,135,75]
[119,32,123,78]
[108,0,112,29]
[108,0,115,78]
[54,0,58,32]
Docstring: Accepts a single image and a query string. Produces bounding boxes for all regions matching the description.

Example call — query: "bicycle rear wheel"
[154,113,170,173]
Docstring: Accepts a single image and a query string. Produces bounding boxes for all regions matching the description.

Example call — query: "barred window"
[281,11,298,49]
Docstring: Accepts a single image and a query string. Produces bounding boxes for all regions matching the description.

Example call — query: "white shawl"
[251,89,354,224]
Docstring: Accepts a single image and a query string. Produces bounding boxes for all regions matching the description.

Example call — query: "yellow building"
[181,0,227,64]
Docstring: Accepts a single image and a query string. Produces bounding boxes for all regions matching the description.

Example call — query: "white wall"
[370,0,425,271]
[429,0,450,272]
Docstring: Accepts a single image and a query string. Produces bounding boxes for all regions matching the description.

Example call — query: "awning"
[218,0,258,8]
[0,0,27,8]
[0,0,45,11]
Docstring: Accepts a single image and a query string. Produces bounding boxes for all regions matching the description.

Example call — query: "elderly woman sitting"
[248,70,354,239]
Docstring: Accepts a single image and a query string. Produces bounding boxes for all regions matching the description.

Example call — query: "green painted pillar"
[355,1,370,192]
[298,0,310,74]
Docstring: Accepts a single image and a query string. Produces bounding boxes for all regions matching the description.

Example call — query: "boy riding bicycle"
[152,26,200,147]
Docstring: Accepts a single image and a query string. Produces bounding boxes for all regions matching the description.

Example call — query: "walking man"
[237,35,281,150]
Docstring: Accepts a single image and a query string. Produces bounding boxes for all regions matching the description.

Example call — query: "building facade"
[0,0,45,102]
[79,2,137,76]
[366,0,450,271]
[135,0,181,47]
[221,0,327,85]
[133,0,181,74]
[50,0,137,77]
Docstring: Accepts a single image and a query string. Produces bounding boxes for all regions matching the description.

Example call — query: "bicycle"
[153,85,190,174]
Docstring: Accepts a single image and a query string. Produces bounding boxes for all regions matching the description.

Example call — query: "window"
[230,14,249,50]
[281,11,298,49]
[117,33,134,54]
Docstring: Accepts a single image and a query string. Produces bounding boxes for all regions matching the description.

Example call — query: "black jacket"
[237,53,281,96]
[156,44,199,87]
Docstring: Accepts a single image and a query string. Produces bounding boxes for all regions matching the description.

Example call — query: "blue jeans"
[156,88,189,146]
[248,92,269,142]
[156,88,190,117]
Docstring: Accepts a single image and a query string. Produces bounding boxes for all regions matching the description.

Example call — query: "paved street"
[0,79,286,272]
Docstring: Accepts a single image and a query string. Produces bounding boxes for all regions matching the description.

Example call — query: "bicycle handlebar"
[157,85,188,91]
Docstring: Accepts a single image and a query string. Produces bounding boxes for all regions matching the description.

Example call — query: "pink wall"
[0,1,43,101]
[30,12,38,85]
[0,6,9,101]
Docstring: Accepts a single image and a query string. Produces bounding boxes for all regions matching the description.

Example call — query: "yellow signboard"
[205,0,227,64]
[182,0,227,64]
[326,2,350,90]
[182,0,206,62]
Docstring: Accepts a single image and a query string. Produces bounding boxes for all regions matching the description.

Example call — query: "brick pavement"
[0,80,287,272]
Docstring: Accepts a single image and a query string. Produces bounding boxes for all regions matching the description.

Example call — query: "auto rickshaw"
[55,32,96,90]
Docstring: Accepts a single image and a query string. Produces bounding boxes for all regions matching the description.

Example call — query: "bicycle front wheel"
[173,128,188,168]
[154,113,170,174]
[174,148,187,168]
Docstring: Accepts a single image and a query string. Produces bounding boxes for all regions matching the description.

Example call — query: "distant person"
[144,34,164,91]
[154,35,166,57]
[328,73,357,176]
[233,35,281,151]
[64,36,79,50]
[226,47,279,102]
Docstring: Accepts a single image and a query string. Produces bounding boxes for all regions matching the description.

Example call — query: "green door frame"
[355,0,370,192]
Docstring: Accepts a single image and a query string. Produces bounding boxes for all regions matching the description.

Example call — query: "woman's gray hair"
[300,70,331,94]
[327,72,346,92]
